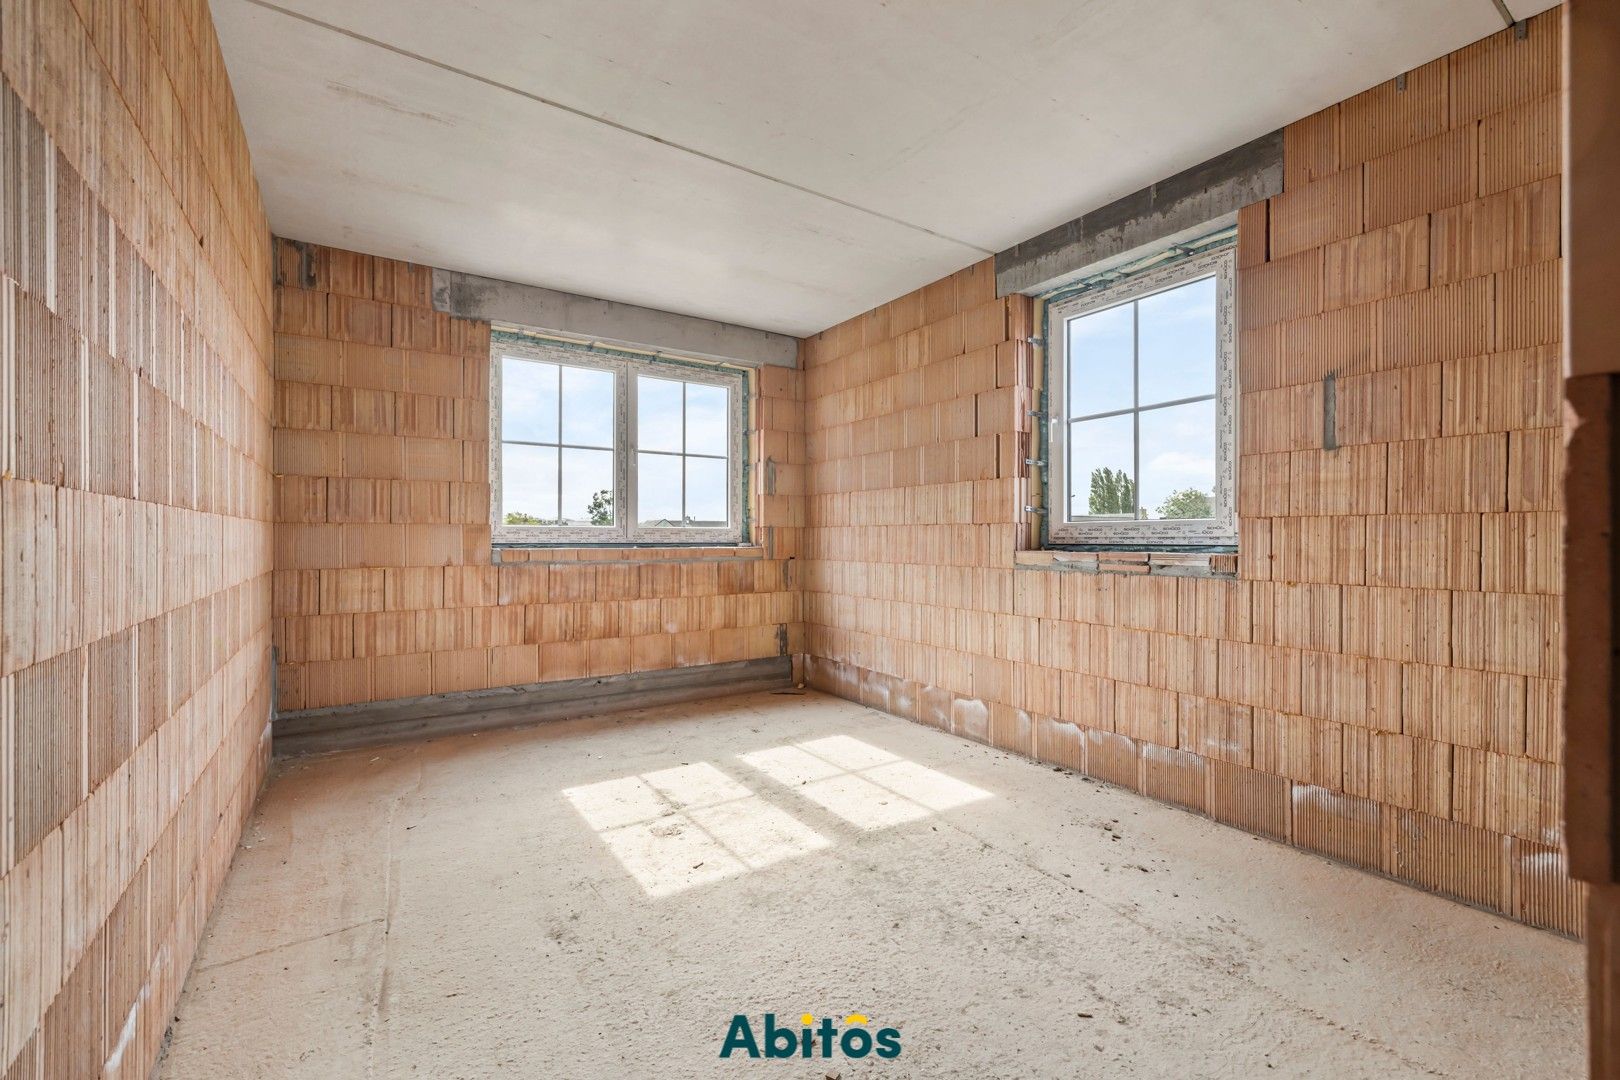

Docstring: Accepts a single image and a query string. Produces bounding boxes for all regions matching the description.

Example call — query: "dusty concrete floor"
[160,690,1583,1079]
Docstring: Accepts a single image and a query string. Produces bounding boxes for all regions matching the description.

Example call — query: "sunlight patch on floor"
[562,763,830,897]
[739,736,992,830]
[564,740,992,897]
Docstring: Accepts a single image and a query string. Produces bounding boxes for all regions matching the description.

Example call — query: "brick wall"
[270,240,803,712]
[800,10,1576,934]
[0,0,274,1075]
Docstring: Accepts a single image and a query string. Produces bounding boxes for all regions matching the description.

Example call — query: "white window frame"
[490,335,747,546]
[1045,245,1237,547]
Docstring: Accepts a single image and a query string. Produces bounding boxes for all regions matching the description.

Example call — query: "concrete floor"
[160,690,1583,1079]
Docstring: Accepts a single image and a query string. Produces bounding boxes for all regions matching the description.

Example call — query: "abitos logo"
[719,1012,902,1061]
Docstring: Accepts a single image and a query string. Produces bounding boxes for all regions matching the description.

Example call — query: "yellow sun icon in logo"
[798,1011,869,1025]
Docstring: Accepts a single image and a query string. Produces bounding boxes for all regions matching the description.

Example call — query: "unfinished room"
[8,0,1620,1076]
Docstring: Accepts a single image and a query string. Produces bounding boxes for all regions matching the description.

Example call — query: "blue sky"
[1064,276,1217,519]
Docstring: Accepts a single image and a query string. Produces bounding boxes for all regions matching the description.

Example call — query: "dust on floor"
[160,690,1583,1079]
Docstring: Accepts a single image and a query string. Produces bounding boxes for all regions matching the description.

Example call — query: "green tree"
[587,489,614,526]
[1087,467,1135,515]
[504,510,547,525]
[1156,487,1213,519]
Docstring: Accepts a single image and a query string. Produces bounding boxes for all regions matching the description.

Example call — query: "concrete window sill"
[1015,549,1238,579]
[494,544,767,565]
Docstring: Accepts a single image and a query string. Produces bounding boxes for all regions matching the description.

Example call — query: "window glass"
[685,456,728,526]
[1138,399,1216,520]
[685,383,730,456]
[1068,414,1135,519]
[637,452,683,525]
[1138,277,1217,406]
[561,366,615,447]
[637,375,684,452]
[1047,249,1233,546]
[499,359,615,528]
[633,374,731,530]
[495,344,743,543]
[501,357,559,444]
[1066,303,1134,417]
[561,447,615,525]
[502,443,559,524]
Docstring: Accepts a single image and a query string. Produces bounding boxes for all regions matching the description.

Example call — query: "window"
[491,335,746,544]
[1045,246,1236,547]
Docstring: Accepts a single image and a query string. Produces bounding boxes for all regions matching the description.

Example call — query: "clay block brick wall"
[800,10,1577,934]
[271,240,803,712]
[0,0,274,1075]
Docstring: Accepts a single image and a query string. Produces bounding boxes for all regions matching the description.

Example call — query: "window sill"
[494,544,766,565]
[1015,549,1237,579]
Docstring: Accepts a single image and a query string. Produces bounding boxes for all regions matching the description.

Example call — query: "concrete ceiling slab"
[212,0,1557,336]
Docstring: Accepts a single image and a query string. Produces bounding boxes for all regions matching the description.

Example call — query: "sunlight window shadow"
[562,763,831,898]
[738,737,992,830]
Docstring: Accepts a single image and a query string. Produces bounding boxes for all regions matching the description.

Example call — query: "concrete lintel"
[433,269,799,368]
[995,130,1284,297]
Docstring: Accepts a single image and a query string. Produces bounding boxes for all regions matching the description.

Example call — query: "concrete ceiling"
[212,0,1555,337]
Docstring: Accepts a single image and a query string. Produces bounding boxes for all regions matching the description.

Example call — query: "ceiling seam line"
[236,0,995,256]
[1488,0,1517,28]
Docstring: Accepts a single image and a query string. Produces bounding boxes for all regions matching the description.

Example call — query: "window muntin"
[1046,246,1236,546]
[491,336,745,545]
